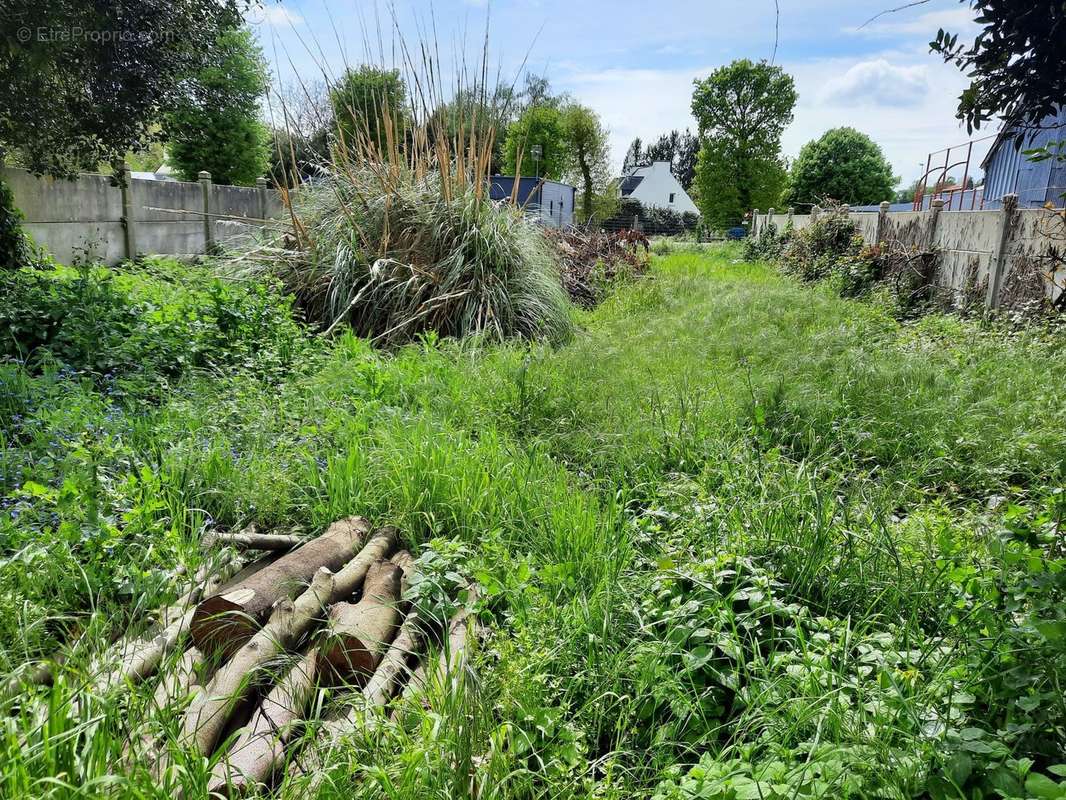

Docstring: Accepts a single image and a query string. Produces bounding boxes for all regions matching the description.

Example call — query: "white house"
[620,161,699,215]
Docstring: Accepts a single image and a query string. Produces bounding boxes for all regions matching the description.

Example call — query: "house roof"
[487,175,576,204]
[619,175,644,196]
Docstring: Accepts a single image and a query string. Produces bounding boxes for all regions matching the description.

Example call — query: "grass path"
[2,245,1064,798]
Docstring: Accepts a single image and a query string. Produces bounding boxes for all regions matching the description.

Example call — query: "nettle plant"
[635,554,993,797]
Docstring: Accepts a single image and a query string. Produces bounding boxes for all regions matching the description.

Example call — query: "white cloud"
[253,5,303,27]
[820,59,929,108]
[560,67,704,173]
[853,7,978,37]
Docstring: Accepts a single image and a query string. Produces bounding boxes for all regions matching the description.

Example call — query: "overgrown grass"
[1,246,1064,799]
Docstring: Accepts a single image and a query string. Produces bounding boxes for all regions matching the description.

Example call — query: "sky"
[248,0,994,186]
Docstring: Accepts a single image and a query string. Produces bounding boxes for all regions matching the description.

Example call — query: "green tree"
[330,66,408,157]
[691,59,796,226]
[693,139,785,229]
[783,127,897,207]
[503,106,567,180]
[164,28,270,186]
[560,104,611,222]
[930,0,1064,140]
[622,138,644,173]
[0,0,243,177]
[428,85,517,176]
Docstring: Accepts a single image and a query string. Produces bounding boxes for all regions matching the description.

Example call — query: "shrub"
[0,176,28,270]
[780,208,868,284]
[243,165,573,345]
[602,198,699,236]
[0,258,310,393]
[741,220,789,261]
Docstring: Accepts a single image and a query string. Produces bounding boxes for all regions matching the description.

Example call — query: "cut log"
[362,607,424,708]
[319,561,402,685]
[286,550,419,787]
[181,567,335,758]
[208,526,304,553]
[396,587,478,713]
[327,526,398,603]
[389,550,414,590]
[96,569,232,693]
[152,646,205,712]
[191,517,369,658]
[207,648,318,796]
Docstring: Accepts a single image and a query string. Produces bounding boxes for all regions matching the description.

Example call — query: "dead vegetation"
[543,227,650,308]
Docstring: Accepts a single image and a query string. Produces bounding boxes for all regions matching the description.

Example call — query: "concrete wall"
[753,197,1063,311]
[3,166,284,265]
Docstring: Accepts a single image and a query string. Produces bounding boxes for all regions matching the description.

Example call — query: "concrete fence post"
[986,193,1019,310]
[199,170,213,253]
[876,200,890,245]
[256,176,269,222]
[811,205,821,223]
[752,209,760,235]
[787,207,794,228]
[928,198,944,250]
[767,207,775,231]
[119,161,138,261]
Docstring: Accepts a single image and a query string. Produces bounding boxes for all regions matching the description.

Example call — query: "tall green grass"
[1,246,1063,798]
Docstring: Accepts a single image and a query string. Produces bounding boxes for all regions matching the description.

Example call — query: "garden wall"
[755,197,1065,311]
[2,166,284,266]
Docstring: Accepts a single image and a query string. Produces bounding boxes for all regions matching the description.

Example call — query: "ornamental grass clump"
[236,30,573,346]
[249,165,572,345]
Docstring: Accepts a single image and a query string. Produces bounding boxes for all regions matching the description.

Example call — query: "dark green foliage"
[624,130,699,190]
[0,258,310,395]
[0,0,243,177]
[0,177,28,270]
[330,66,408,156]
[504,106,567,180]
[741,220,788,262]
[164,27,270,186]
[783,127,897,208]
[691,60,795,226]
[601,198,696,236]
[931,0,1066,139]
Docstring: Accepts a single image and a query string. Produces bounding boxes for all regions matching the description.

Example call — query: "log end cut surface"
[189,594,260,660]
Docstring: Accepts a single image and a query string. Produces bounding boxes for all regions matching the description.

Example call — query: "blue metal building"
[488,176,576,228]
[981,108,1066,209]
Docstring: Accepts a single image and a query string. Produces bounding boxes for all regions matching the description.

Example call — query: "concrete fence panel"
[848,212,878,243]
[2,165,281,265]
[880,211,931,250]
[762,198,1061,310]
[3,168,126,264]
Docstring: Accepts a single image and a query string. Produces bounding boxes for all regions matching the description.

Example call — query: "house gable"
[620,161,699,215]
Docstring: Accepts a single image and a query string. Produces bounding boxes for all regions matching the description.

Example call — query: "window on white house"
[669,192,676,203]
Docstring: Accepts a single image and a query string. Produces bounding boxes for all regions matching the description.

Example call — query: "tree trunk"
[581,160,594,223]
[96,560,239,692]
[326,526,398,603]
[396,588,478,713]
[207,527,303,553]
[191,517,369,658]
[180,567,335,759]
[207,648,318,796]
[152,646,205,711]
[319,560,402,685]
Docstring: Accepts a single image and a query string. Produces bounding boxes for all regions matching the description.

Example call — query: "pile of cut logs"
[92,516,474,796]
